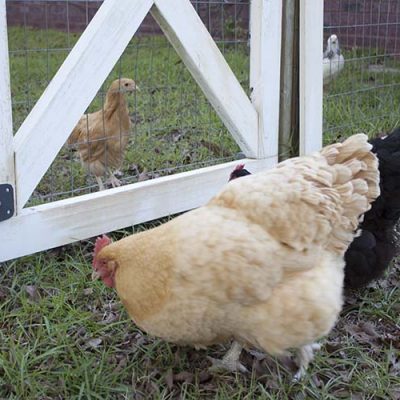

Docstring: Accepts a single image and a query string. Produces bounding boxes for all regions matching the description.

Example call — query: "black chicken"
[230,130,400,289]
[228,164,252,181]
[344,129,400,288]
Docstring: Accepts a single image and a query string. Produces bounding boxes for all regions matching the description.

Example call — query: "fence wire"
[323,0,400,143]
[6,0,400,206]
[6,0,251,206]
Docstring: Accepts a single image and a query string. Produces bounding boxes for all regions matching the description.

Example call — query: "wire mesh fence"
[6,0,251,206]
[6,0,400,206]
[323,0,400,143]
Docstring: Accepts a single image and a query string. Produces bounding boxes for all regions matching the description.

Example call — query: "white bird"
[323,34,345,84]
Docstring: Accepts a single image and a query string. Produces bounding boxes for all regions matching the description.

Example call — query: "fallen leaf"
[24,285,40,302]
[351,393,365,400]
[99,312,119,325]
[171,129,185,143]
[83,288,93,296]
[344,323,380,347]
[358,321,380,339]
[86,338,102,349]
[248,349,267,361]
[389,350,400,374]
[164,369,174,389]
[389,388,400,400]
[113,357,128,374]
[0,286,8,301]
[173,371,194,384]
[137,168,149,182]
[198,370,212,383]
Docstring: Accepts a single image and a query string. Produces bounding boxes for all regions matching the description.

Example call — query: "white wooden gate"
[0,0,322,262]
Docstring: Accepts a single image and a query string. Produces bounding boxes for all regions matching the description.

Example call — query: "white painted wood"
[152,0,258,158]
[0,158,275,262]
[0,0,15,186]
[13,0,154,210]
[299,0,323,155]
[249,0,281,161]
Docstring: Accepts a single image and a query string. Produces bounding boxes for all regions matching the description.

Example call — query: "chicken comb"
[233,164,245,171]
[92,235,112,266]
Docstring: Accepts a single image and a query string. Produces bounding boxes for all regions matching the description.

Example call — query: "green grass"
[1,27,400,399]
[323,46,400,143]
[1,238,399,399]
[8,27,248,205]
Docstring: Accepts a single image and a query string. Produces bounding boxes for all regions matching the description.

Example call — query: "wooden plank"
[0,0,15,186]
[0,158,275,262]
[152,0,258,158]
[13,0,154,210]
[299,0,323,155]
[249,0,282,161]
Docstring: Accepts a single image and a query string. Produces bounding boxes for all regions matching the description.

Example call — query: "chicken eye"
[124,83,129,87]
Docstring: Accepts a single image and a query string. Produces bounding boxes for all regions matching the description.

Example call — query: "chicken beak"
[92,270,101,281]
[135,85,140,92]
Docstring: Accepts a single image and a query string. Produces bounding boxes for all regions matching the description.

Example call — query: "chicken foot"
[293,343,321,381]
[208,341,248,374]
[108,169,122,188]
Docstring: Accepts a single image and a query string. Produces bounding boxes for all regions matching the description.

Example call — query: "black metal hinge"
[0,184,14,222]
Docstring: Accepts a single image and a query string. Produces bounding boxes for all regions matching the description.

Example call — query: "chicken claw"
[293,343,321,381]
[108,174,122,188]
[208,341,248,374]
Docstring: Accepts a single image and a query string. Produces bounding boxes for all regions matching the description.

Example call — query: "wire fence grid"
[5,0,400,206]
[6,0,251,206]
[323,0,400,143]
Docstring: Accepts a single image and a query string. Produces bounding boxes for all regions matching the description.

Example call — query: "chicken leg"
[95,176,105,191]
[208,341,248,373]
[108,169,122,188]
[293,343,321,381]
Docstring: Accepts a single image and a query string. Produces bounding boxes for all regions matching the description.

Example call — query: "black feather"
[344,128,400,288]
[229,168,252,181]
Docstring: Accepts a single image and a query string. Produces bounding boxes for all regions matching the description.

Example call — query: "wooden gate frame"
[0,0,322,262]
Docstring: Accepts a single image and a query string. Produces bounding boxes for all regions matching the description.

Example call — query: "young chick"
[92,134,379,379]
[67,78,138,190]
[323,34,345,84]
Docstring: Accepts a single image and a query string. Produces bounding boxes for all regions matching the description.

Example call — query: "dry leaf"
[173,371,194,384]
[99,312,119,325]
[25,285,40,302]
[138,168,149,182]
[86,338,102,349]
[164,369,174,389]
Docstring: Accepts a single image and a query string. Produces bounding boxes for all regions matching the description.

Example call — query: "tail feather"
[320,134,380,253]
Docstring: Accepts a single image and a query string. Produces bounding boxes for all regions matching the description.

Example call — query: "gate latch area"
[0,184,14,222]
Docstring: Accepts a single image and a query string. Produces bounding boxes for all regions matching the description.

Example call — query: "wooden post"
[0,0,15,188]
[299,0,323,155]
[279,0,298,161]
[249,0,282,162]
